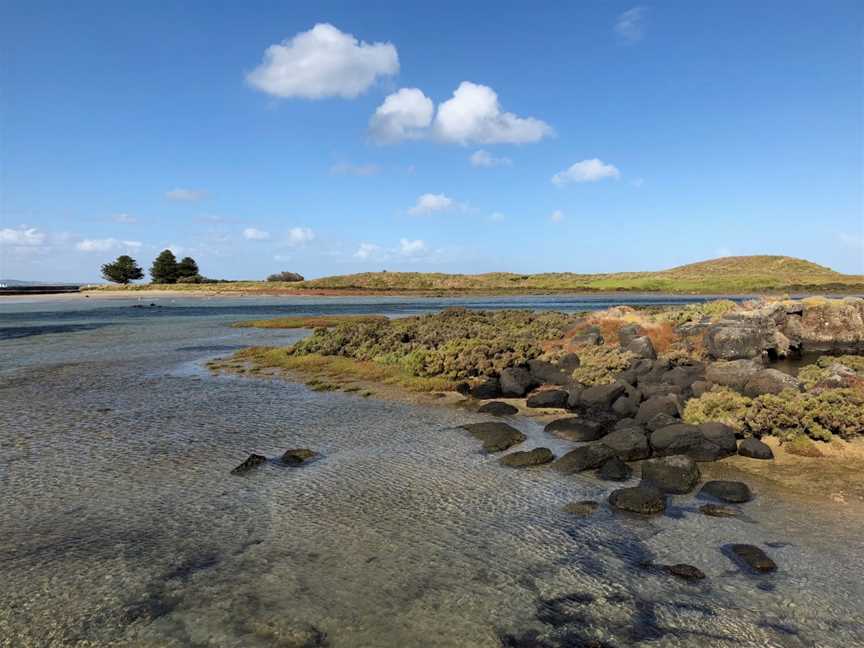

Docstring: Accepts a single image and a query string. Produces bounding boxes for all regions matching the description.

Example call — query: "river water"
[1,294,862,647]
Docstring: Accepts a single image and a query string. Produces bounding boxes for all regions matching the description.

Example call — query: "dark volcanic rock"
[526,389,569,409]
[738,438,774,460]
[661,364,706,391]
[231,453,267,474]
[570,331,604,346]
[665,564,706,581]
[478,401,519,416]
[626,336,657,360]
[598,456,632,481]
[726,544,777,573]
[544,417,609,442]
[470,377,501,400]
[499,367,536,397]
[500,447,554,467]
[528,359,572,386]
[609,484,666,514]
[705,321,775,360]
[649,423,705,457]
[552,444,616,474]
[563,500,599,517]
[645,413,680,432]
[579,382,626,409]
[618,324,642,348]
[686,422,738,461]
[601,427,651,461]
[699,504,739,518]
[705,359,762,391]
[281,448,317,465]
[558,352,581,372]
[743,369,802,397]
[639,383,683,399]
[691,380,710,397]
[700,480,753,503]
[461,422,526,453]
[640,456,701,494]
[635,395,680,424]
[612,395,639,418]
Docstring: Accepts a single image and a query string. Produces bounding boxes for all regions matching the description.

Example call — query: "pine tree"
[177,256,199,279]
[150,249,179,284]
[101,255,144,284]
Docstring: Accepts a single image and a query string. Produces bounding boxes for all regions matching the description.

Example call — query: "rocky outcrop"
[705,359,762,391]
[635,395,680,424]
[598,456,632,481]
[579,382,627,409]
[640,456,701,494]
[649,423,705,457]
[626,336,657,360]
[602,426,651,461]
[544,416,609,442]
[699,480,753,503]
[704,319,775,360]
[499,367,536,397]
[478,401,519,416]
[552,444,616,474]
[738,438,774,460]
[462,422,525,453]
[499,447,554,467]
[528,359,572,386]
[470,377,501,400]
[526,389,569,409]
[743,369,802,397]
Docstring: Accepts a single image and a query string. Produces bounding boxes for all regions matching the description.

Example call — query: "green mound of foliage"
[288,308,577,380]
[664,299,738,326]
[570,345,636,385]
[684,386,864,441]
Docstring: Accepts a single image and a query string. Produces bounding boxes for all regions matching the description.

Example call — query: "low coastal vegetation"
[87,255,864,294]
[233,314,387,329]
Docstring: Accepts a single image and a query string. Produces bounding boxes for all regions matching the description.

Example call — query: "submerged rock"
[461,422,526,453]
[499,447,554,468]
[563,500,599,517]
[726,544,777,573]
[609,484,666,514]
[552,444,616,474]
[526,389,569,409]
[478,401,519,416]
[640,456,701,494]
[699,504,739,518]
[738,438,774,460]
[544,416,608,442]
[597,456,632,481]
[665,564,706,581]
[281,448,318,465]
[231,453,267,475]
[699,480,753,503]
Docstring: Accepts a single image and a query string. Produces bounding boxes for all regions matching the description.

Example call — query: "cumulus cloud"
[408,193,456,215]
[76,238,142,252]
[434,82,552,145]
[615,7,646,42]
[552,159,621,185]
[354,242,384,260]
[330,161,381,176]
[368,88,434,143]
[247,23,398,99]
[243,227,271,240]
[166,188,207,202]
[287,227,315,246]
[550,210,565,223]
[112,213,137,224]
[0,226,46,247]
[470,149,512,167]
[399,238,427,256]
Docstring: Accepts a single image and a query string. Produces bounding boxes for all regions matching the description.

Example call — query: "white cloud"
[399,238,427,256]
[408,193,455,216]
[616,7,646,43]
[0,226,46,247]
[166,188,207,202]
[247,23,398,99]
[112,213,137,224]
[76,238,142,252]
[369,88,434,143]
[552,159,621,185]
[354,242,384,260]
[434,82,552,145]
[287,227,315,246]
[330,162,381,176]
[470,149,512,168]
[550,210,565,223]
[243,227,271,240]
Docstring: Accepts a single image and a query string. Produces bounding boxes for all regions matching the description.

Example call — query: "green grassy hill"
[87,256,864,295]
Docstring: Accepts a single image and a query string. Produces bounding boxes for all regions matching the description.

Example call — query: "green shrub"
[683,387,751,432]
[665,300,737,326]
[570,345,636,385]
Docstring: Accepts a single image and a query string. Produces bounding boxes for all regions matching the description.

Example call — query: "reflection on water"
[1,296,863,647]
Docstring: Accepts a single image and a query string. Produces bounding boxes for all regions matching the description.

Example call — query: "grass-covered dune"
[86,255,864,295]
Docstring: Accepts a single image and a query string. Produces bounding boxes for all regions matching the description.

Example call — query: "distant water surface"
[1,295,862,647]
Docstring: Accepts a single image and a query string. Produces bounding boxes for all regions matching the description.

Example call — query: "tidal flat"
[2,294,863,647]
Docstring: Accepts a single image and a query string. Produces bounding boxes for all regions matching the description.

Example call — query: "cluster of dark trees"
[266,271,304,282]
[101,250,206,285]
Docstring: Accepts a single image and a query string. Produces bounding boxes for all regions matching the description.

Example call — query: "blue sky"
[1,0,862,282]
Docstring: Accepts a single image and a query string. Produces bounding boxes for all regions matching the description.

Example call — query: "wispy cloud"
[408,193,457,215]
[166,188,207,202]
[287,227,315,246]
[552,159,620,186]
[615,7,646,43]
[76,238,142,253]
[243,227,270,240]
[399,238,427,256]
[470,150,512,168]
[112,213,137,224]
[0,226,46,247]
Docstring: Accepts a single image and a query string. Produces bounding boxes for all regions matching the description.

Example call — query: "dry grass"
[232,315,387,329]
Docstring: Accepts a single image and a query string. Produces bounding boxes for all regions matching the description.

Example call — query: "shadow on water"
[0,323,111,340]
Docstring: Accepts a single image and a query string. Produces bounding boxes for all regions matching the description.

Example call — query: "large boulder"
[660,364,706,392]
[544,416,609,442]
[738,438,774,460]
[528,359,572,386]
[602,427,651,461]
[598,456,632,481]
[743,369,802,397]
[640,455,701,494]
[635,395,680,424]
[609,484,666,514]
[649,423,705,457]
[552,444,616,474]
[579,382,627,409]
[612,394,639,418]
[470,377,501,400]
[526,389,569,409]
[705,359,763,392]
[626,336,657,360]
[794,298,864,352]
[645,412,680,432]
[699,480,753,503]
[618,324,642,348]
[461,422,526,453]
[500,447,555,467]
[558,352,581,372]
[704,319,776,360]
[499,367,536,397]
[478,401,519,416]
[688,422,738,461]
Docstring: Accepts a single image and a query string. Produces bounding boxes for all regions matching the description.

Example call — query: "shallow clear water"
[1,295,863,647]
